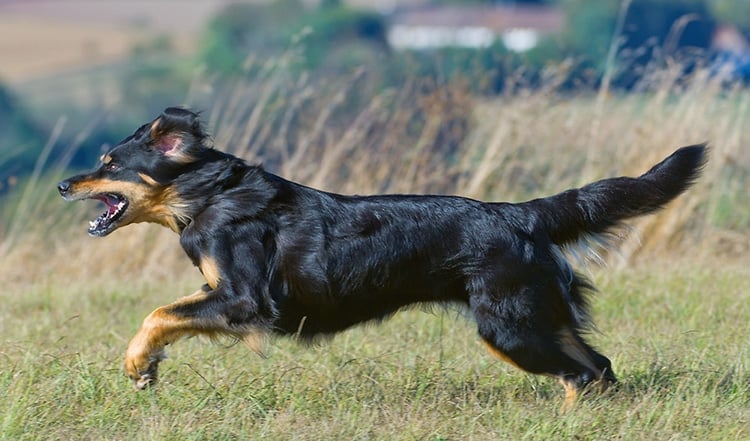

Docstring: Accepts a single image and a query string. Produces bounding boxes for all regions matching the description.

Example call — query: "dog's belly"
[272,280,468,338]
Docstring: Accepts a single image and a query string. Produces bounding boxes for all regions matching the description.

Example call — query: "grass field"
[1,264,748,440]
[1,66,749,439]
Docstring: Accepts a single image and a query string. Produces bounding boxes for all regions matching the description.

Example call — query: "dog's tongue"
[97,194,120,213]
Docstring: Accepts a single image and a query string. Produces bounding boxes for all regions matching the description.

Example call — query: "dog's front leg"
[124,322,167,389]
[124,288,221,389]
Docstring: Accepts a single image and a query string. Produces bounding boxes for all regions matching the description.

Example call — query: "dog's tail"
[525,144,707,247]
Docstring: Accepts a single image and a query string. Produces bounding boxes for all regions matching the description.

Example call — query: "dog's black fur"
[58,107,706,405]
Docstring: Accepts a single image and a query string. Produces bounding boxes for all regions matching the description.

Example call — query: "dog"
[58,107,706,407]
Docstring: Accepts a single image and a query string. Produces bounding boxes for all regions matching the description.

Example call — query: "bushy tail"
[526,144,708,246]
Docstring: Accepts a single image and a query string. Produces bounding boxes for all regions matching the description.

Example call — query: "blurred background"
[0,0,749,277]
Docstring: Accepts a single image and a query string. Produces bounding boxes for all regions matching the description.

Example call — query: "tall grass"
[0,65,748,439]
[2,64,747,284]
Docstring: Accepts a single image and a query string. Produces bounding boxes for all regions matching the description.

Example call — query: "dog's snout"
[57,180,71,195]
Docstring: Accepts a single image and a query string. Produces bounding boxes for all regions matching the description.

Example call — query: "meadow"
[1,68,748,440]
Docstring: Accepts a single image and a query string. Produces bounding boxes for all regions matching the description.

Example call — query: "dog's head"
[58,107,207,236]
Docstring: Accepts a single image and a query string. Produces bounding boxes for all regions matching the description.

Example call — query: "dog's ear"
[149,107,205,162]
[150,119,183,155]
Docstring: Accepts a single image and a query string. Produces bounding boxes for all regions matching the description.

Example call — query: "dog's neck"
[169,153,278,235]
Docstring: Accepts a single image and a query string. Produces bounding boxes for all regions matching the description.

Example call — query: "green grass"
[1,264,748,440]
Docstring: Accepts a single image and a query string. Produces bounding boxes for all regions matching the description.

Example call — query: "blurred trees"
[198,0,388,75]
[195,0,744,91]
[708,0,750,30]
[0,84,45,191]
[554,0,750,87]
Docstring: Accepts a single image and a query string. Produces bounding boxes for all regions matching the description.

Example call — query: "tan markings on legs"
[558,328,601,377]
[124,290,215,389]
[199,257,221,290]
[242,330,268,358]
[480,339,524,371]
[124,289,268,389]
[559,377,579,412]
[558,373,614,412]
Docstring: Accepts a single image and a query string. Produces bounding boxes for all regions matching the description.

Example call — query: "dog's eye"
[105,163,120,172]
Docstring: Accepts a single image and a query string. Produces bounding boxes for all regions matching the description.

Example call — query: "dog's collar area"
[88,193,128,236]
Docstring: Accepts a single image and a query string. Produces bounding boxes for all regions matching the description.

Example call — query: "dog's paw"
[124,347,166,390]
[132,370,156,390]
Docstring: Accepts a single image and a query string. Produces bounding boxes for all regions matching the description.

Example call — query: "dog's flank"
[58,107,706,409]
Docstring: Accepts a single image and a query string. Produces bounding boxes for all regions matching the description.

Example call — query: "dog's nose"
[57,180,70,195]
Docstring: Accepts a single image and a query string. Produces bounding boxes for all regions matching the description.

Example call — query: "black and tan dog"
[58,107,706,407]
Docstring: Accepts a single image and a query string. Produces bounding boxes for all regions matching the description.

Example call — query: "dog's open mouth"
[88,193,129,236]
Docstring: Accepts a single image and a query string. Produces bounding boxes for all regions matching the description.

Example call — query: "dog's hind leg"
[554,328,617,409]
[470,290,616,410]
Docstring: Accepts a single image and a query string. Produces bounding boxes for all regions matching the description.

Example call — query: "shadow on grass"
[609,362,749,403]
